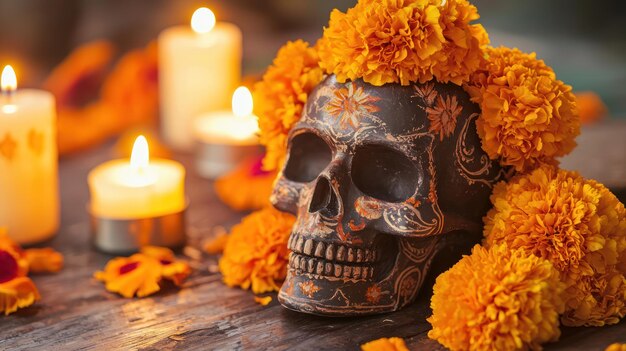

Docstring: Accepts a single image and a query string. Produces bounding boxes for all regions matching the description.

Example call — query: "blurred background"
[1,0,625,116]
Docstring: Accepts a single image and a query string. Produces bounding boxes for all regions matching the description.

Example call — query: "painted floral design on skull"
[271,75,508,315]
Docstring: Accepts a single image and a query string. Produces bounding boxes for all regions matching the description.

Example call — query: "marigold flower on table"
[253,40,323,171]
[361,337,409,351]
[428,244,564,351]
[44,40,115,108]
[214,155,278,211]
[219,207,295,294]
[465,46,580,172]
[94,246,191,298]
[0,229,40,315]
[483,165,626,326]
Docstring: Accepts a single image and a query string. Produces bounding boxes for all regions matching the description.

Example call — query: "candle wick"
[1,89,14,103]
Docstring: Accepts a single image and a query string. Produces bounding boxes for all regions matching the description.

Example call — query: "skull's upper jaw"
[278,231,402,316]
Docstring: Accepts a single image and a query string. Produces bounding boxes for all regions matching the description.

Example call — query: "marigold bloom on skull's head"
[219,207,295,294]
[317,0,486,86]
[254,40,323,171]
[428,244,564,351]
[465,46,580,172]
[483,165,626,326]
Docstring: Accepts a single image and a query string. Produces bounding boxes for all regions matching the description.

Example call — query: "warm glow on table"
[0,64,59,245]
[88,136,186,219]
[159,7,242,150]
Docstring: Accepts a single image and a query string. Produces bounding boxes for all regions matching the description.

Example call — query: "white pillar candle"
[194,86,260,178]
[88,136,186,219]
[0,65,59,245]
[159,7,242,151]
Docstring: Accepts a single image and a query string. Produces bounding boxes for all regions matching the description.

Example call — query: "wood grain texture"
[1,143,624,351]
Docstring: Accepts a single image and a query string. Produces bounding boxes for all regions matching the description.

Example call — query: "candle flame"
[1,65,17,93]
[130,135,150,171]
[191,7,216,34]
[232,86,253,118]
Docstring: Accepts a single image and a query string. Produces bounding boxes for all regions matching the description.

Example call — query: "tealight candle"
[88,136,186,253]
[159,7,242,151]
[194,86,261,179]
[0,65,59,245]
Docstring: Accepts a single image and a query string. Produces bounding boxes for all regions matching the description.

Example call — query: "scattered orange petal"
[361,337,409,351]
[254,296,273,306]
[23,248,64,273]
[0,277,40,316]
[95,246,191,298]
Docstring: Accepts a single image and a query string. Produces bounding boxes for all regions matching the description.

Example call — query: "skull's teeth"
[336,246,346,261]
[303,239,314,255]
[287,234,380,264]
[334,264,342,278]
[295,237,304,253]
[325,245,335,260]
[356,249,364,262]
[314,242,325,257]
[289,253,373,280]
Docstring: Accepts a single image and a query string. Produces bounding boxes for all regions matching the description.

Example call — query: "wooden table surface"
[2,142,625,351]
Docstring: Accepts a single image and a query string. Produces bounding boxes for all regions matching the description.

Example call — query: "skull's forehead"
[296,76,431,151]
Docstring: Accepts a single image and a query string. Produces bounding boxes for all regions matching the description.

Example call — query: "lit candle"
[0,65,59,245]
[194,86,261,179]
[159,7,242,151]
[88,136,186,219]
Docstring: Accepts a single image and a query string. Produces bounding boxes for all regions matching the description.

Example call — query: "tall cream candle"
[0,65,59,245]
[159,7,242,150]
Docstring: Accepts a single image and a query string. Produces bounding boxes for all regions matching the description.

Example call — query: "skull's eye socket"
[284,132,332,183]
[352,145,419,202]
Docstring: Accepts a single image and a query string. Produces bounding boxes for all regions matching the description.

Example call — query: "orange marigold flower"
[215,156,277,211]
[0,277,41,316]
[431,0,489,85]
[361,337,409,351]
[318,0,443,86]
[140,246,192,287]
[44,40,115,108]
[606,343,626,351]
[219,207,295,294]
[254,40,323,171]
[483,165,626,326]
[465,46,580,172]
[428,244,564,351]
[575,91,608,125]
[94,246,191,298]
[318,0,486,86]
[101,41,159,127]
[0,230,39,315]
[23,248,64,273]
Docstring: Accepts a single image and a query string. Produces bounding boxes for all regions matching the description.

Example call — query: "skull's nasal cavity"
[309,176,339,217]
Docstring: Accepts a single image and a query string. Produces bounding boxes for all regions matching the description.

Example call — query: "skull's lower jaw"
[278,232,405,316]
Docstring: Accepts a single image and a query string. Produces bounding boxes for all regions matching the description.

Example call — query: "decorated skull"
[271,75,508,316]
